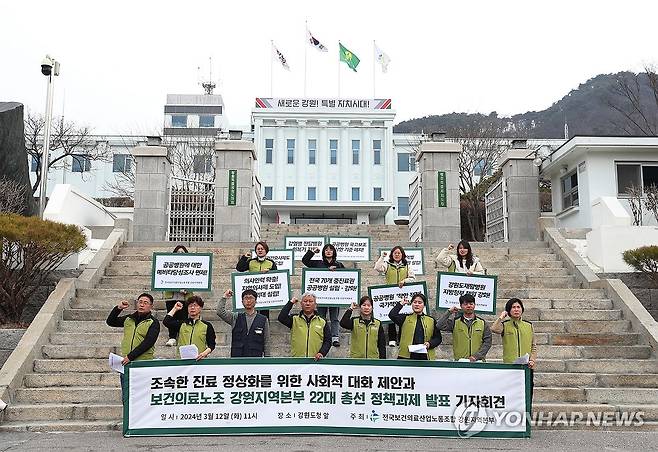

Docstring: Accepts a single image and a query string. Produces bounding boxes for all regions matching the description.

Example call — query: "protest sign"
[251,249,295,275]
[231,270,291,310]
[284,236,326,261]
[151,253,212,291]
[301,268,360,307]
[377,248,425,275]
[328,237,370,261]
[436,272,498,314]
[368,282,428,323]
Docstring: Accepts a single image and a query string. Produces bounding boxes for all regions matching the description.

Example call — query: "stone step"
[2,404,121,422]
[0,419,121,432]
[535,388,658,404]
[24,372,119,388]
[15,387,119,404]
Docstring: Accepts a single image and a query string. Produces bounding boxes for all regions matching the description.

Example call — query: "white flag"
[374,43,391,73]
[272,42,290,70]
[307,29,328,52]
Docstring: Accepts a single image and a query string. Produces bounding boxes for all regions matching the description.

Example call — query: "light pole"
[38,55,60,218]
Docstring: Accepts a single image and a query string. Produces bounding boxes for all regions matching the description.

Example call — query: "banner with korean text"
[151,253,212,291]
[377,248,425,275]
[368,282,428,323]
[252,249,295,275]
[231,270,291,310]
[284,236,326,261]
[123,358,531,438]
[436,272,497,314]
[328,237,370,261]
[301,268,360,307]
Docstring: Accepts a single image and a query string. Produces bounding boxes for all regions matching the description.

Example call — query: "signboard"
[255,98,392,110]
[368,282,428,324]
[301,268,360,307]
[228,170,237,206]
[231,270,291,311]
[284,236,326,261]
[252,249,295,275]
[377,248,425,276]
[124,358,531,438]
[328,236,370,261]
[436,272,498,314]
[151,253,212,291]
[438,171,447,208]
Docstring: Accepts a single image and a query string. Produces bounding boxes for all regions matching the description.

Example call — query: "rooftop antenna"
[200,56,216,95]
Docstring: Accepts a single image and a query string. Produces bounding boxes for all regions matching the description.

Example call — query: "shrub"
[622,245,658,287]
[0,213,86,323]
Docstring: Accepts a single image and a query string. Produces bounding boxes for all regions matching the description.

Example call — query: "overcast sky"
[2,0,657,134]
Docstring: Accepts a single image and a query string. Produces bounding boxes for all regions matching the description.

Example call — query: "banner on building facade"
[284,236,327,261]
[328,237,370,261]
[231,270,291,310]
[436,272,498,314]
[252,249,295,275]
[123,358,531,438]
[377,248,425,275]
[301,268,360,307]
[368,282,428,324]
[255,98,392,110]
[151,253,212,291]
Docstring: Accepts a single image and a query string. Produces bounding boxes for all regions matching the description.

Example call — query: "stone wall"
[598,272,658,321]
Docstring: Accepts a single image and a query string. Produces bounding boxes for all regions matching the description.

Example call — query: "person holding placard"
[374,245,416,347]
[436,240,484,275]
[436,293,492,361]
[217,289,271,357]
[235,241,278,320]
[278,292,331,360]
[302,244,344,347]
[163,296,216,360]
[340,295,387,359]
[163,245,195,347]
[389,294,441,360]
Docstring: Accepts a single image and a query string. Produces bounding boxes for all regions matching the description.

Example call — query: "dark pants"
[119,373,127,406]
[387,323,398,343]
[165,300,188,339]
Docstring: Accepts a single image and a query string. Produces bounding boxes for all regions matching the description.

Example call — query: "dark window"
[112,154,132,173]
[352,187,360,201]
[398,197,409,216]
[352,140,360,165]
[373,187,382,200]
[329,187,338,201]
[397,153,415,172]
[330,139,338,165]
[171,115,187,127]
[373,140,381,165]
[308,187,316,200]
[308,139,316,165]
[286,186,295,200]
[642,165,658,190]
[265,138,274,164]
[287,139,295,164]
[199,115,214,128]
[561,171,579,209]
[263,186,273,200]
[193,155,213,174]
[72,156,91,172]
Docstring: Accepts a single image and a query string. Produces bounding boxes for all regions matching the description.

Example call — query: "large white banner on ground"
[368,282,428,323]
[252,249,295,275]
[328,237,370,261]
[436,272,498,314]
[231,271,291,310]
[151,253,212,291]
[284,236,326,261]
[301,268,360,307]
[124,358,530,438]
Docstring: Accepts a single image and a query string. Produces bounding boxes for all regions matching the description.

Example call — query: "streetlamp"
[38,55,60,218]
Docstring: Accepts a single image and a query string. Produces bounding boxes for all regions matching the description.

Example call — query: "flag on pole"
[374,43,390,73]
[339,42,360,72]
[307,29,328,52]
[272,42,290,70]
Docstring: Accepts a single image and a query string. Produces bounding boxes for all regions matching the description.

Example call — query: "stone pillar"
[275,119,286,200]
[214,140,257,242]
[500,149,540,241]
[132,143,170,242]
[339,121,350,201]
[296,120,306,201]
[362,121,371,200]
[318,121,328,201]
[416,140,462,242]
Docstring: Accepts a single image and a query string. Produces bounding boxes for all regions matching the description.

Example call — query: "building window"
[199,115,214,128]
[308,139,317,165]
[72,155,91,173]
[329,139,338,165]
[398,197,410,216]
[617,163,658,195]
[352,140,360,165]
[263,186,273,200]
[286,186,294,200]
[112,154,132,173]
[329,187,338,201]
[308,187,316,201]
[171,115,187,128]
[287,139,295,164]
[474,159,491,176]
[352,187,360,201]
[265,138,274,164]
[30,155,38,172]
[193,155,213,174]
[373,187,382,201]
[561,171,579,210]
[373,140,381,165]
[397,153,416,172]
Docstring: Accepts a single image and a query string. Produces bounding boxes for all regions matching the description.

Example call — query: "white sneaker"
[166,338,177,347]
[388,340,397,347]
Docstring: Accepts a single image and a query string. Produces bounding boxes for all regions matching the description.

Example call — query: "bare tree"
[626,185,644,226]
[607,66,658,135]
[644,184,658,224]
[0,177,27,214]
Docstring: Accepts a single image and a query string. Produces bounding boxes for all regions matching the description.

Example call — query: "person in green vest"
[278,292,331,360]
[436,240,485,275]
[163,245,195,347]
[374,245,416,347]
[235,241,278,320]
[106,293,160,405]
[389,294,441,360]
[436,293,492,361]
[340,295,386,359]
[163,296,216,360]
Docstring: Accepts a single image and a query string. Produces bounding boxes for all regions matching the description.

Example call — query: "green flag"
[339,42,360,72]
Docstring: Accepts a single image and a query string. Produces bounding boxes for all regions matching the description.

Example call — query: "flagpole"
[373,40,376,99]
[304,20,308,97]
[270,40,274,97]
[337,42,341,98]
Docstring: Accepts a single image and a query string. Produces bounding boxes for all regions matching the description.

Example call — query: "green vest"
[163,290,194,301]
[248,258,275,272]
[501,319,534,363]
[121,316,155,360]
[398,314,436,360]
[350,318,382,359]
[291,314,326,357]
[452,316,486,360]
[177,318,210,359]
[384,263,408,285]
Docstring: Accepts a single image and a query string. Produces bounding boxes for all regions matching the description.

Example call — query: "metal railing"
[167,175,215,242]
[408,174,422,243]
[485,177,508,242]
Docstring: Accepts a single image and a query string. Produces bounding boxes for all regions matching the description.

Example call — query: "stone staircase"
[1,225,657,432]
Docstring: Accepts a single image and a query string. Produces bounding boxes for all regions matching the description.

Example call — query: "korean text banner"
[302,268,360,307]
[368,282,428,323]
[252,249,295,275]
[284,236,326,261]
[377,248,425,275]
[436,272,498,314]
[231,270,291,310]
[328,237,370,261]
[151,253,212,291]
[124,358,530,438]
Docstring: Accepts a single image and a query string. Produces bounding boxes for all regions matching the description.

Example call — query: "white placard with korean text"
[368,282,429,324]
[252,249,295,275]
[328,237,370,261]
[436,272,498,315]
[151,253,212,291]
[284,236,326,261]
[301,268,360,307]
[231,271,291,310]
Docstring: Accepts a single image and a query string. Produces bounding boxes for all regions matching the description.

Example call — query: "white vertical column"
[339,120,350,201]
[362,120,372,201]
[384,120,394,206]
[275,119,286,200]
[318,120,328,201]
[296,120,306,201]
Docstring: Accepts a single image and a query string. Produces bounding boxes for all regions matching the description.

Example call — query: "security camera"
[41,55,60,76]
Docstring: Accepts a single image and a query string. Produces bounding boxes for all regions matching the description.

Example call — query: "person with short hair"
[163,296,215,360]
[436,240,484,275]
[389,293,441,360]
[278,292,331,360]
[106,292,160,404]
[217,288,271,357]
[163,245,194,346]
[436,293,492,361]
[235,241,278,319]
[340,295,386,359]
